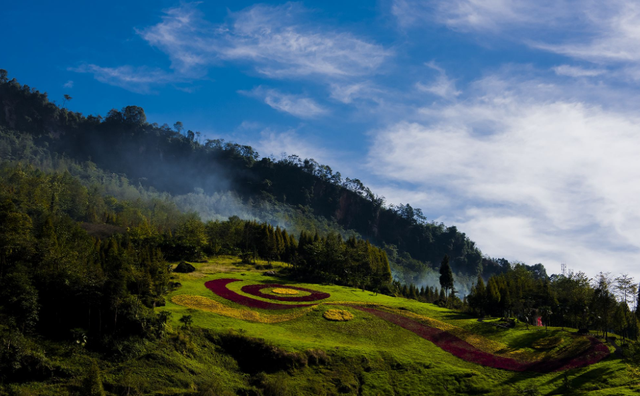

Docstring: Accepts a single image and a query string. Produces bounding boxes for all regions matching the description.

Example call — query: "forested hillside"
[0,69,531,288]
[4,70,640,396]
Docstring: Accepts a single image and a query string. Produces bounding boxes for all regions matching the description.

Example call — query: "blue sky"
[4,0,640,280]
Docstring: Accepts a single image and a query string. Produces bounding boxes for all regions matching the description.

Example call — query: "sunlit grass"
[158,257,640,395]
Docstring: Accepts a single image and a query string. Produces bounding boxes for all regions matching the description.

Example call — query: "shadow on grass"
[504,332,552,350]
[441,312,475,320]
[565,367,615,392]
[500,364,612,391]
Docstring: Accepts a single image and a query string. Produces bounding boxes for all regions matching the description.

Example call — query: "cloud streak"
[552,65,605,78]
[69,64,175,93]
[138,2,392,79]
[394,0,640,75]
[392,0,570,32]
[241,87,327,118]
[415,62,461,99]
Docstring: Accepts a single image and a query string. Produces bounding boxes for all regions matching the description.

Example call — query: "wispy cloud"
[70,64,175,93]
[241,86,328,118]
[533,1,640,64]
[138,2,392,79]
[367,71,640,275]
[328,81,387,105]
[392,0,570,32]
[395,0,640,76]
[415,62,461,99]
[63,80,74,89]
[553,65,605,78]
[253,128,329,161]
[76,2,392,93]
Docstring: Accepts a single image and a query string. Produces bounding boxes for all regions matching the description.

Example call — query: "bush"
[174,261,196,273]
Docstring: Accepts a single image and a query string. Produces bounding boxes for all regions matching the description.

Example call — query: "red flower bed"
[352,306,609,373]
[241,284,330,302]
[205,279,318,310]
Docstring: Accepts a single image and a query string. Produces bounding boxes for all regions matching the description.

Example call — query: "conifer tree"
[439,255,454,305]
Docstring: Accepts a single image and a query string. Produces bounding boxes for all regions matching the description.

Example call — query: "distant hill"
[0,69,542,290]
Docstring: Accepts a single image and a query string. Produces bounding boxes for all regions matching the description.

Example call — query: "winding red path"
[353,306,610,373]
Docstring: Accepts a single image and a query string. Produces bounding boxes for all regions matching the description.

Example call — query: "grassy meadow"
[149,256,640,395]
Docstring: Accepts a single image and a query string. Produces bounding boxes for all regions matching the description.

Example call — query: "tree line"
[466,266,640,340]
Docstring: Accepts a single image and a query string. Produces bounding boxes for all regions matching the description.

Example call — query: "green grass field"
[152,256,640,395]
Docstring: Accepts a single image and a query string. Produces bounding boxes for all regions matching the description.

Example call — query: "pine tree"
[472,275,486,315]
[439,255,454,305]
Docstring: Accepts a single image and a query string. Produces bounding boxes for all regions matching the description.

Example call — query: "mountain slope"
[0,70,519,286]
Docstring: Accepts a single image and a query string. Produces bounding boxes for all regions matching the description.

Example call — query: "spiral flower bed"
[353,306,610,373]
[205,279,329,310]
[241,284,331,302]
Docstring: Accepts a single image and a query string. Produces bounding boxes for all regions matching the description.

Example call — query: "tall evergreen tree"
[439,255,454,304]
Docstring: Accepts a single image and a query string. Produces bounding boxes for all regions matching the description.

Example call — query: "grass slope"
[6,256,637,395]
[157,257,640,395]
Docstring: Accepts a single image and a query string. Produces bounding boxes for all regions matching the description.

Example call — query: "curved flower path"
[203,278,610,372]
[352,306,610,373]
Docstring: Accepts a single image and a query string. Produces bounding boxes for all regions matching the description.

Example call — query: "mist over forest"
[0,69,549,296]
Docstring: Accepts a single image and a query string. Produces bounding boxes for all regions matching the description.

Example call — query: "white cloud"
[367,73,640,277]
[328,81,389,105]
[237,120,262,131]
[553,65,605,77]
[253,128,331,164]
[533,1,640,64]
[330,82,370,104]
[63,80,74,88]
[415,62,461,99]
[138,2,392,79]
[70,64,174,93]
[392,0,569,32]
[241,87,327,118]
[394,0,640,76]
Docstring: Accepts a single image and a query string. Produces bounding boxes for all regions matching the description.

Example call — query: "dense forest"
[0,69,513,291]
[466,267,640,340]
[0,159,391,379]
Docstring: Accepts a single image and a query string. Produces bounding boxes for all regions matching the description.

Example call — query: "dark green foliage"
[0,270,39,332]
[0,164,173,344]
[292,231,391,290]
[466,267,640,340]
[81,360,105,396]
[179,315,193,329]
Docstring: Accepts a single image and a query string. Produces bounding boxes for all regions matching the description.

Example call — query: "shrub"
[174,261,196,273]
